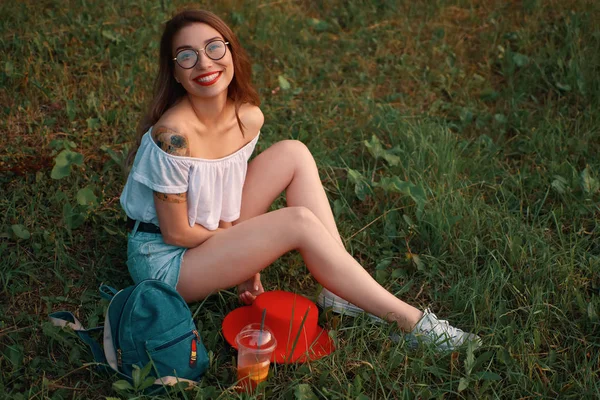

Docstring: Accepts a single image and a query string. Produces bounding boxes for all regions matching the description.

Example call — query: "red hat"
[222,290,335,363]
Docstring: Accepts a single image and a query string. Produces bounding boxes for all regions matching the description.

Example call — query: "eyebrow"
[175,37,223,53]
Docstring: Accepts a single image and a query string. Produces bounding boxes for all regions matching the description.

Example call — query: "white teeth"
[196,72,219,82]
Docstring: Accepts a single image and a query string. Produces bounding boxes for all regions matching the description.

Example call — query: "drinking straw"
[258,308,267,350]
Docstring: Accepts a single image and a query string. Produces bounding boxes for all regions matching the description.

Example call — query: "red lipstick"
[193,71,222,86]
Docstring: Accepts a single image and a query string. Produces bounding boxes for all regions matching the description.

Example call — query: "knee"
[277,140,315,166]
[286,206,320,235]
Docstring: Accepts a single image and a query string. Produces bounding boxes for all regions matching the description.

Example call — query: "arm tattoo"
[151,127,190,203]
[152,126,191,157]
[154,191,187,203]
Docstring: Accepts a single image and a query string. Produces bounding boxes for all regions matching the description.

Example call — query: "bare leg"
[178,140,422,330]
[177,206,422,331]
[234,140,344,248]
[182,140,479,347]
[234,140,370,309]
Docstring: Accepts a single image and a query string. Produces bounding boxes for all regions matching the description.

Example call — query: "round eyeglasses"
[173,40,230,69]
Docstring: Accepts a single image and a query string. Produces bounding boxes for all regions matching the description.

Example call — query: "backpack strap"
[48,312,199,387]
[48,311,107,364]
[99,284,119,301]
[48,285,117,366]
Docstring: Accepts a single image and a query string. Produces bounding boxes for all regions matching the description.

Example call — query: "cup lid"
[235,325,277,353]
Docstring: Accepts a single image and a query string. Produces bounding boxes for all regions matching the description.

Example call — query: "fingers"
[238,276,265,305]
[255,283,264,295]
[239,290,257,305]
[253,274,265,295]
[253,273,261,292]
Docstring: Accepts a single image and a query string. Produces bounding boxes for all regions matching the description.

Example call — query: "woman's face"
[172,23,234,99]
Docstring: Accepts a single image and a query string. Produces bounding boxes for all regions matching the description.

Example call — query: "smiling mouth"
[193,71,222,86]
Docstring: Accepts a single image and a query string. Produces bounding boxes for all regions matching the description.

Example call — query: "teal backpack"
[49,279,209,387]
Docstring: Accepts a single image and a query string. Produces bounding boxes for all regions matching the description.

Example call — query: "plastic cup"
[235,323,277,392]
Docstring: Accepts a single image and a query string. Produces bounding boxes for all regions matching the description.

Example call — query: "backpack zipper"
[189,330,199,368]
[112,285,138,370]
[154,330,195,351]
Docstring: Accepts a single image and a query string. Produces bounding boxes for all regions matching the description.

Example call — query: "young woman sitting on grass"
[120,9,480,351]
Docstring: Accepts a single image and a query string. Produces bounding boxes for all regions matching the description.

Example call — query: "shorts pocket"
[139,242,153,256]
[128,235,155,259]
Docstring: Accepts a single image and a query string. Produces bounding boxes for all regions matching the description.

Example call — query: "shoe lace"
[424,315,465,341]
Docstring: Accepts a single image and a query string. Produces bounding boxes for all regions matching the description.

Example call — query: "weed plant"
[1,0,599,399]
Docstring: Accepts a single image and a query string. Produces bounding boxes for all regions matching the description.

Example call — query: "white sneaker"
[316,288,385,324]
[405,308,481,351]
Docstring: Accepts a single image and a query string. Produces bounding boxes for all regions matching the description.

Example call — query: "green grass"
[1,0,600,398]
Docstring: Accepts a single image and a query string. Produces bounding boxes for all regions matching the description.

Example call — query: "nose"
[195,50,213,69]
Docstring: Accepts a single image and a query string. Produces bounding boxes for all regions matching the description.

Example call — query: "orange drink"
[236,359,270,391]
[235,324,277,393]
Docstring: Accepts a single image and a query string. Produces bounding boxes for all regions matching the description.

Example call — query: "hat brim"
[222,305,334,363]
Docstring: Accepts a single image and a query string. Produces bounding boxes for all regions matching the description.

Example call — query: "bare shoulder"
[151,124,191,157]
[238,104,264,138]
[151,100,195,156]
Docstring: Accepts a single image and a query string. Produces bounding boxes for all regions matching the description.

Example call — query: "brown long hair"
[126,9,260,167]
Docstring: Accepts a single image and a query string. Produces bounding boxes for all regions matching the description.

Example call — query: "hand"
[237,273,264,305]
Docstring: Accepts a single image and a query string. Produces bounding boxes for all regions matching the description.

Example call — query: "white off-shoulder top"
[120,127,260,231]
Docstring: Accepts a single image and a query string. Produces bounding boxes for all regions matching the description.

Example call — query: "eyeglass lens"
[176,40,227,68]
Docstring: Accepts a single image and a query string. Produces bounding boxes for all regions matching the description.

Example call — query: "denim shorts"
[126,230,187,288]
